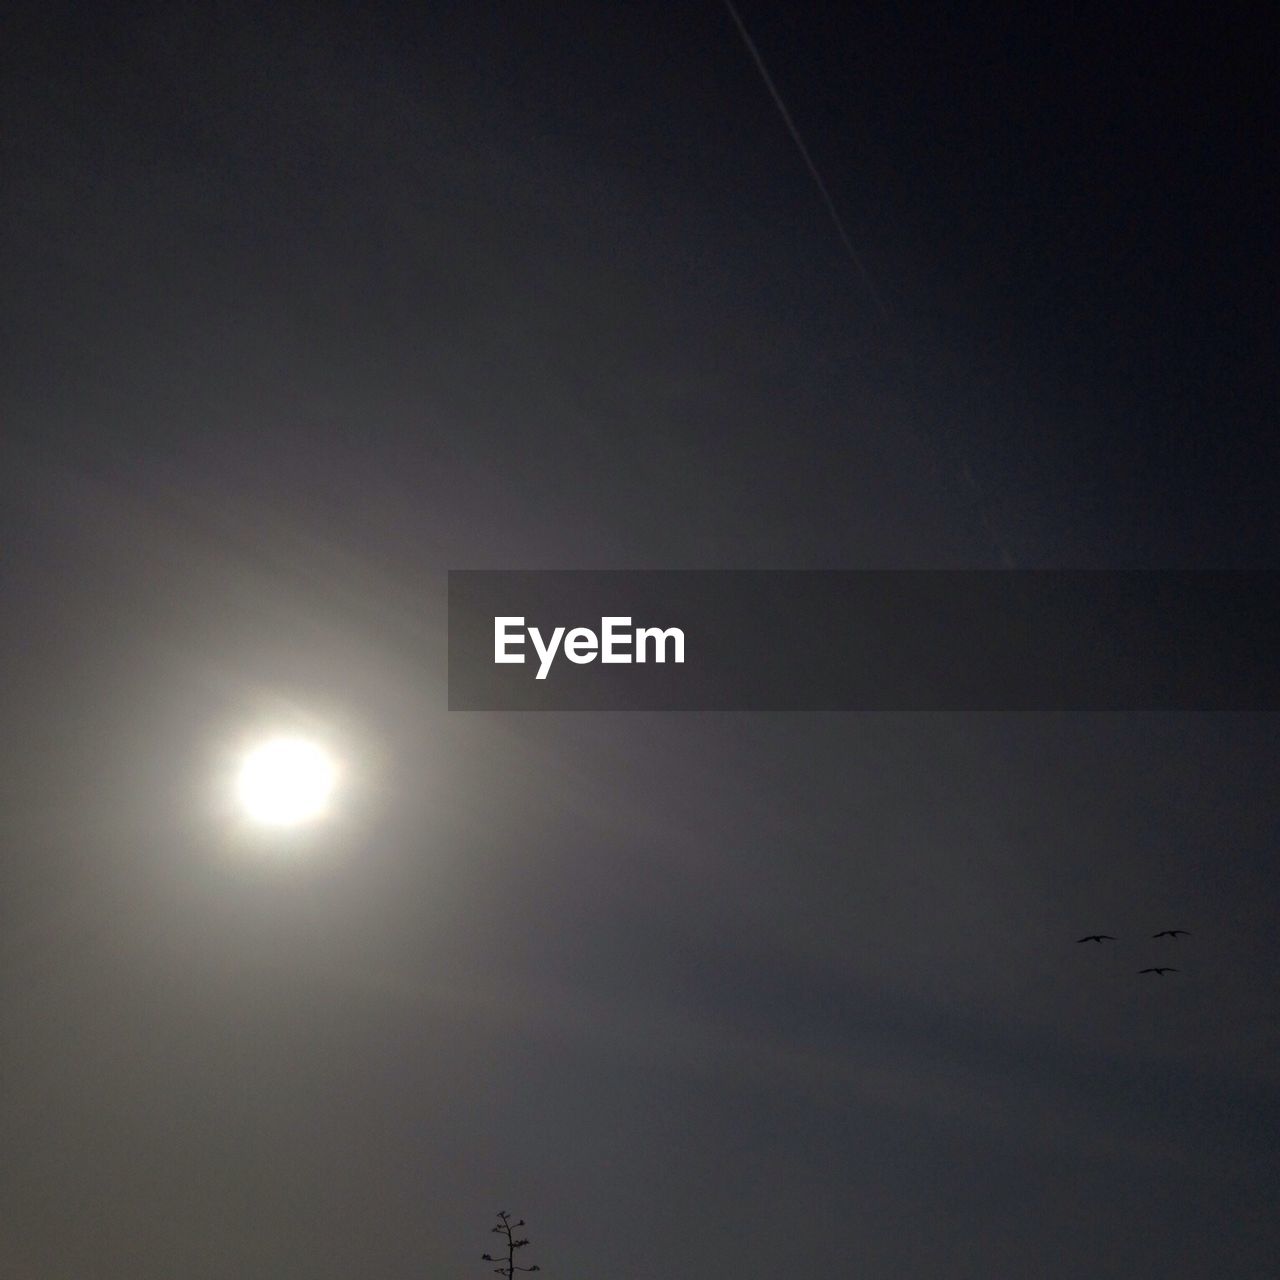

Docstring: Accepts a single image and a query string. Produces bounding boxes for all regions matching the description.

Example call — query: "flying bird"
[1138,967,1178,975]
[1152,929,1190,938]
[1076,934,1117,943]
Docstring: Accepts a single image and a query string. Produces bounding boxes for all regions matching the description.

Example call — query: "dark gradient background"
[2,2,1276,1276]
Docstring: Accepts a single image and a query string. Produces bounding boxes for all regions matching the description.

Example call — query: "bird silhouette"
[1138,967,1178,975]
[1152,929,1190,938]
[1076,934,1117,943]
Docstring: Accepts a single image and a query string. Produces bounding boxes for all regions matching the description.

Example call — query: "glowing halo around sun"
[234,736,339,827]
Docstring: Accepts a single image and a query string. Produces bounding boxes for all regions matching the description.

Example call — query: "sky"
[1,1,1277,1276]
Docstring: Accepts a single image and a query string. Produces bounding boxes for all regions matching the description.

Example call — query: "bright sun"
[235,736,338,827]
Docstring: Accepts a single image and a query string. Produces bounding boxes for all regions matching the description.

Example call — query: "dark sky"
[2,2,1277,1276]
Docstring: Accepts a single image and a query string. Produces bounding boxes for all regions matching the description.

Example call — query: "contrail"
[720,0,888,317]
[718,0,1019,567]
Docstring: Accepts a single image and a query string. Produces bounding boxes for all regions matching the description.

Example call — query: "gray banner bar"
[448,571,1279,710]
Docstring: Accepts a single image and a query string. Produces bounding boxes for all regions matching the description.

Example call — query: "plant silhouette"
[482,1209,541,1276]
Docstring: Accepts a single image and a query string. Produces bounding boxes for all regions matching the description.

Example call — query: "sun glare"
[235,736,338,827]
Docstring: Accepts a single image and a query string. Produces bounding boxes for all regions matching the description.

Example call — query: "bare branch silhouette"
[482,1209,542,1276]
